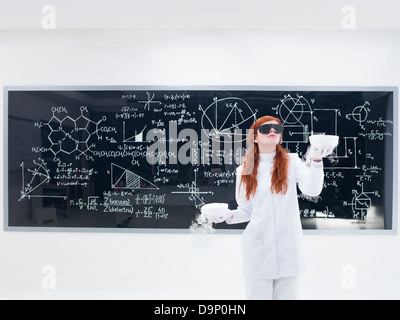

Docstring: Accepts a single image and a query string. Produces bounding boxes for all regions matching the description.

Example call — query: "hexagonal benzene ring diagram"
[44,110,104,159]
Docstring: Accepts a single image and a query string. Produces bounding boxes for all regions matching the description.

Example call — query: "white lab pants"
[244,276,300,300]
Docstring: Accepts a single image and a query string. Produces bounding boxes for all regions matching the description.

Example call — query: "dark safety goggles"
[258,123,284,134]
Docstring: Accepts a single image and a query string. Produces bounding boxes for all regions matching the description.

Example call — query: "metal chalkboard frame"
[3,85,398,234]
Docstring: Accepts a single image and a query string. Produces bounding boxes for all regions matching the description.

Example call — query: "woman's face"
[254,120,282,148]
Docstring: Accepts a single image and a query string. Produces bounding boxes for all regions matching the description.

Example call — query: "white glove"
[205,209,232,224]
[308,144,335,159]
[201,203,231,224]
[308,135,339,159]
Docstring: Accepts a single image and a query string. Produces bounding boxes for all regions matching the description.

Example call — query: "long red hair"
[240,116,289,200]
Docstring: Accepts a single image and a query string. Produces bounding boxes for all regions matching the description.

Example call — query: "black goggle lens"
[258,124,284,134]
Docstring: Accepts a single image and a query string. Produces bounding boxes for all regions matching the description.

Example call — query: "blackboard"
[4,87,397,233]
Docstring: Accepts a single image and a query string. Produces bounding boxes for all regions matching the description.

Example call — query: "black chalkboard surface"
[4,87,397,232]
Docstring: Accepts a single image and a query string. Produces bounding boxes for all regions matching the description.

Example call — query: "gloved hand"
[201,206,232,224]
[308,135,339,159]
[308,144,335,159]
[210,209,233,223]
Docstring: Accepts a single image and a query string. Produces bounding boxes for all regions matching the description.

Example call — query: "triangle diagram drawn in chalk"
[19,160,51,201]
[111,163,159,190]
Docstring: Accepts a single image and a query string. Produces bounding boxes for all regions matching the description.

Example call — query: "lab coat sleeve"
[294,154,324,197]
[225,166,253,224]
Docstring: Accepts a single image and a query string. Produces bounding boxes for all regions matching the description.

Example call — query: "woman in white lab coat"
[222,116,327,300]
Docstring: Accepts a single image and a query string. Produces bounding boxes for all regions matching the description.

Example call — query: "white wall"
[0,28,399,299]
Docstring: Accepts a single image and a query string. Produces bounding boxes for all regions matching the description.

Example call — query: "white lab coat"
[226,152,324,280]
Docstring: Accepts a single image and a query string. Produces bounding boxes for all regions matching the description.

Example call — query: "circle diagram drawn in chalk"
[279,94,311,125]
[199,97,257,142]
[351,104,369,124]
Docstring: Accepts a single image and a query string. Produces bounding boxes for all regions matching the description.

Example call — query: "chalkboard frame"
[3,85,398,235]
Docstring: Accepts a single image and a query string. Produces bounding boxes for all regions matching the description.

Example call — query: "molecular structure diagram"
[35,106,106,161]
